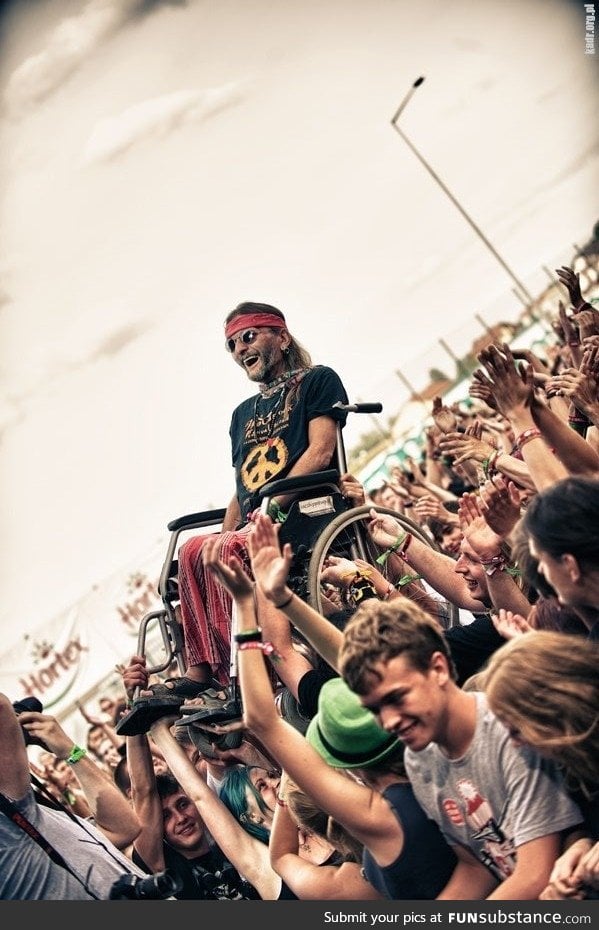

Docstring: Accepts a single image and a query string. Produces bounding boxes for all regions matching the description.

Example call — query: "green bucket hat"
[305,677,401,769]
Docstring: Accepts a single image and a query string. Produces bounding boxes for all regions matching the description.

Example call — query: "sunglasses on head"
[226,329,260,352]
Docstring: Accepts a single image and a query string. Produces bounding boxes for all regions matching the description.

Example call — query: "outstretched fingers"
[202,536,253,598]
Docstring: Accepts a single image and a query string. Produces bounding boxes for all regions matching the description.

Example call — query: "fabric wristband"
[234,628,263,644]
[376,531,407,566]
[66,745,87,766]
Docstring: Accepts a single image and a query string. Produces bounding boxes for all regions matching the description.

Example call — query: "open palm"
[247,513,294,600]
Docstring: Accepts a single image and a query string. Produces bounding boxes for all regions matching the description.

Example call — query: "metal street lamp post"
[390,77,534,305]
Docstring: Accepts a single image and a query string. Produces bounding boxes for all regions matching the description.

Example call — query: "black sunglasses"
[226,329,260,352]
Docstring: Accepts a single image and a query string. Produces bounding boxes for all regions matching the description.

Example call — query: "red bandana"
[225,313,286,339]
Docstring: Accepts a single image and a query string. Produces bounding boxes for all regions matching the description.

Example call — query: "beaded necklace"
[252,368,309,444]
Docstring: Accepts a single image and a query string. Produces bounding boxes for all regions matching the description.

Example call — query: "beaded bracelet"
[238,641,281,661]
[478,552,504,566]
[514,427,542,451]
[478,552,509,577]
[487,449,500,476]
[400,534,414,558]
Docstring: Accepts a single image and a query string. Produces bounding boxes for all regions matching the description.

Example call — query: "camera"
[12,697,48,749]
[108,869,182,900]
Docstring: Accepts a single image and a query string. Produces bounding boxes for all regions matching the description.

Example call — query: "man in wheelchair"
[117,301,349,736]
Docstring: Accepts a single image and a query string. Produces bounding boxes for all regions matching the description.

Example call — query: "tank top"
[362,782,457,899]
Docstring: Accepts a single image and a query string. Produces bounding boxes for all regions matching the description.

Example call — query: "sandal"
[177,685,243,727]
[115,676,222,737]
[184,723,244,756]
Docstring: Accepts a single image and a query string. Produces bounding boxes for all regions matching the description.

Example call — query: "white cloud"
[0,304,153,441]
[83,83,246,163]
[3,0,185,117]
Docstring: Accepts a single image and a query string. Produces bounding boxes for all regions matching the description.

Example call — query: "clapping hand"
[476,343,534,417]
[555,266,584,311]
[203,536,254,600]
[246,513,294,605]
[431,395,458,434]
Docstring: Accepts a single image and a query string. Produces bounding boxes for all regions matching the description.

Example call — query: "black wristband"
[234,628,263,644]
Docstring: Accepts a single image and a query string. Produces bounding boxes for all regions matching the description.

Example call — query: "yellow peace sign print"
[241,437,289,491]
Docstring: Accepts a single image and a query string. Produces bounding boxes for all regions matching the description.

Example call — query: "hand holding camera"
[13,698,73,758]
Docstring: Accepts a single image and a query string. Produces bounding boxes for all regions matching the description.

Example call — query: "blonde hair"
[285,781,363,863]
[484,631,599,798]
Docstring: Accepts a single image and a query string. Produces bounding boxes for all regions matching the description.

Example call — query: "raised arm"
[120,655,169,870]
[367,509,488,612]
[149,717,280,900]
[17,704,140,851]
[246,514,343,671]
[0,693,36,801]
[202,537,403,855]
[476,344,569,490]
[268,792,383,900]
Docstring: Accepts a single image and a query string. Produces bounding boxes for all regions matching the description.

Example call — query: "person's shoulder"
[404,742,438,773]
[475,691,500,735]
[3,784,36,819]
[231,393,258,416]
[309,364,344,379]
[303,365,348,401]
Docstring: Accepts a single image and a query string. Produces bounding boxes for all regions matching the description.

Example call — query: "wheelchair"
[118,401,458,737]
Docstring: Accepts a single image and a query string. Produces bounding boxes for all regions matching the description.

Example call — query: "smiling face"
[248,766,280,815]
[453,537,491,605]
[440,524,463,557]
[227,323,289,383]
[359,652,452,753]
[161,790,207,856]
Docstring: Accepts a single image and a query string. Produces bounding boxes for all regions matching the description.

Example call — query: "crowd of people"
[2,261,599,901]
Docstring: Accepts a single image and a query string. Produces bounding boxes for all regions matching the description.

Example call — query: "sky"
[0,0,598,653]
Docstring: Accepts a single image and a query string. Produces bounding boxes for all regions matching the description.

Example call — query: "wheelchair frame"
[132,401,458,681]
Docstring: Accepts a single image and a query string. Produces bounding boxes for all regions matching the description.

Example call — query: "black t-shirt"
[445,612,505,686]
[230,365,348,522]
[297,612,506,717]
[131,842,260,900]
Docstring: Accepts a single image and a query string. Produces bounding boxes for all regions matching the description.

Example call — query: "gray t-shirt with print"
[404,692,583,882]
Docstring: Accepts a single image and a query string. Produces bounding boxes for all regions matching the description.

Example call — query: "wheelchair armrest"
[259,469,340,499]
[167,508,227,532]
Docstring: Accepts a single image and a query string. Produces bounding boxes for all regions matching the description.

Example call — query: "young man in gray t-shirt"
[339,600,584,900]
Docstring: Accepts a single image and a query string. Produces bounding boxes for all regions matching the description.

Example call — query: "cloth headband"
[225,313,286,339]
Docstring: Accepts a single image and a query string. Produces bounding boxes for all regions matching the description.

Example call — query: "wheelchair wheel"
[306,504,460,628]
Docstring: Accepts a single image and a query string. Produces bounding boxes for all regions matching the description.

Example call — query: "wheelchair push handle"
[333,400,383,474]
[333,401,383,415]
